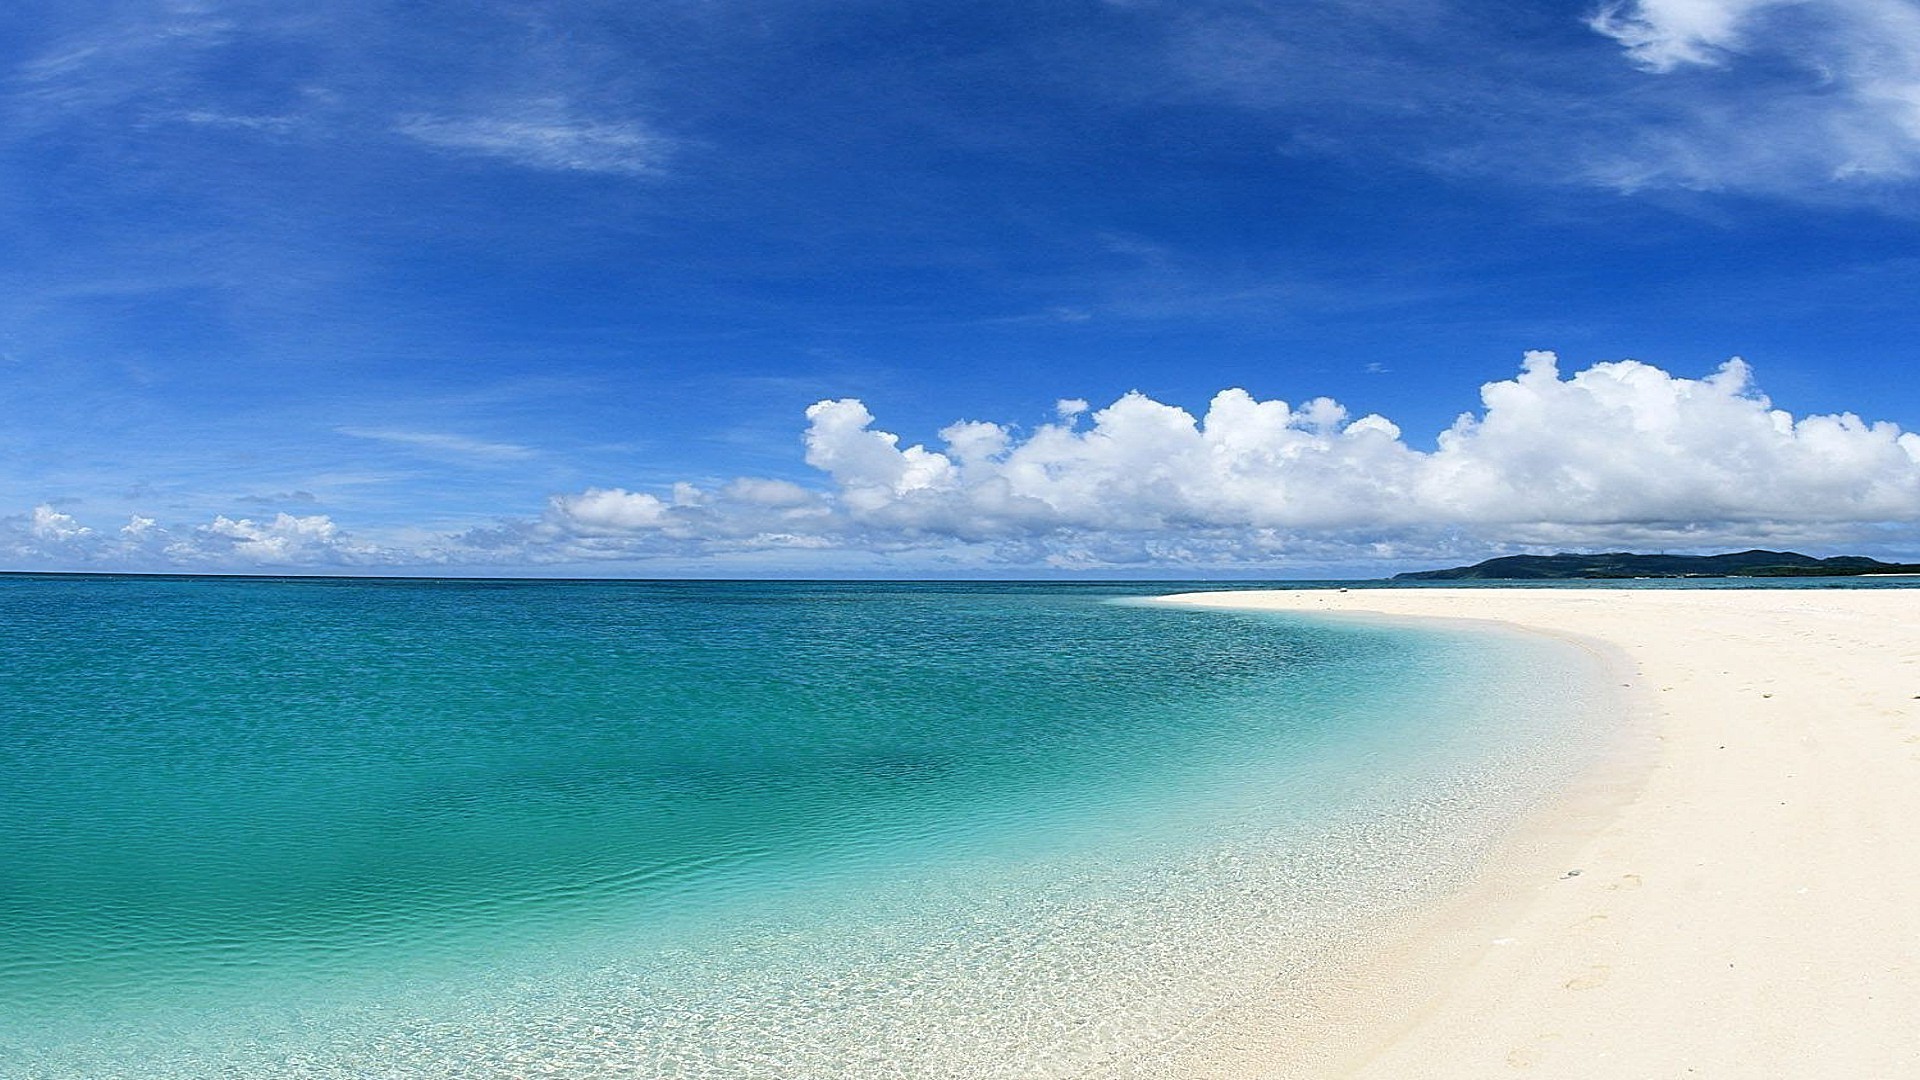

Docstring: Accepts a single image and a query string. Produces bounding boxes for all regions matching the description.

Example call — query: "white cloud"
[1588,0,1920,190]
[3,509,393,571]
[1146,0,1920,198]
[176,109,299,133]
[1591,0,1793,71]
[723,478,818,507]
[779,353,1920,541]
[337,427,537,461]
[6,8,668,181]
[521,352,1920,568]
[802,399,959,511]
[550,488,672,533]
[186,513,361,563]
[6,4,237,130]
[12,355,1920,572]
[394,103,667,175]
[31,505,91,541]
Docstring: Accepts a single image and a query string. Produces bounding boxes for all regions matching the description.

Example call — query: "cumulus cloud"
[184,513,376,563]
[526,352,1920,567]
[550,488,673,533]
[12,354,1920,572]
[3,509,394,571]
[745,352,1915,543]
[30,505,91,541]
[723,478,817,508]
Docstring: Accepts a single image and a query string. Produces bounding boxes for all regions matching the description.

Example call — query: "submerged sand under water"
[0,579,1623,1079]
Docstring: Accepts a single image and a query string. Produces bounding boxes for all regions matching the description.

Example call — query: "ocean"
[0,577,1618,1078]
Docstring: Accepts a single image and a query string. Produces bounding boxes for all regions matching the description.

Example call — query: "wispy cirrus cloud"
[393,104,668,175]
[4,4,670,177]
[236,490,319,506]
[1585,0,1920,191]
[336,427,538,462]
[3,2,238,129]
[1144,0,1920,200]
[1589,0,1790,71]
[175,109,302,133]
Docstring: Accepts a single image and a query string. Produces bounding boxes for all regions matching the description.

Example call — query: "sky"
[5,0,1920,576]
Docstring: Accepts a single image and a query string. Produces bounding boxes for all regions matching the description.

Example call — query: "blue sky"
[5,0,1920,575]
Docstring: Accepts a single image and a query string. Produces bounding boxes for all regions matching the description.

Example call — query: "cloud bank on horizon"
[9,354,1920,574]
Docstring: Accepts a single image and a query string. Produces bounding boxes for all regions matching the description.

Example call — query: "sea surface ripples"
[0,578,1614,1077]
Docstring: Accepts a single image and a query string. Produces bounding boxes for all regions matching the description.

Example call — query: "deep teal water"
[0,578,1617,1078]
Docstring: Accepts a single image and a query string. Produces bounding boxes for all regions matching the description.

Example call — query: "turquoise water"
[1,578,1614,1078]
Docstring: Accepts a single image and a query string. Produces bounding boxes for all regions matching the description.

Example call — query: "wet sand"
[1154,587,1920,1078]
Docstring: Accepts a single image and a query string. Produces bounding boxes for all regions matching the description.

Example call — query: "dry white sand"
[1152,587,1920,1079]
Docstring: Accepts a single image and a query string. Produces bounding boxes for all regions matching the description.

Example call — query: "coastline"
[1150,587,1920,1078]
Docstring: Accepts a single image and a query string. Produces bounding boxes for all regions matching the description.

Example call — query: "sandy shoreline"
[1151,587,1920,1079]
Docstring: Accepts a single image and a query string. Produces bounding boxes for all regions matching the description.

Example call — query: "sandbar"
[1152,587,1920,1078]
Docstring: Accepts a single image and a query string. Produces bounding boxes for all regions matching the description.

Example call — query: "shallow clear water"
[0,578,1615,1078]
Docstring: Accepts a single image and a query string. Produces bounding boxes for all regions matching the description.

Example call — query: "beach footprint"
[1505,1032,1564,1069]
[1563,965,1612,991]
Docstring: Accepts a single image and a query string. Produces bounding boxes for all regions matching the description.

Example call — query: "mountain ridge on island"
[1393,549,1920,581]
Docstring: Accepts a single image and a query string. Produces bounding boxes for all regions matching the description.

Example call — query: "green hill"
[1393,549,1920,581]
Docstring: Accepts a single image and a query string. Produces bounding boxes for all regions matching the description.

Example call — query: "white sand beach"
[1154,587,1920,1079]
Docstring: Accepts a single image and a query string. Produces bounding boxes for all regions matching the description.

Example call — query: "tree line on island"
[1393,550,1920,581]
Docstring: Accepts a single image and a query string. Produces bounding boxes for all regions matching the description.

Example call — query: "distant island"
[1393,549,1920,581]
